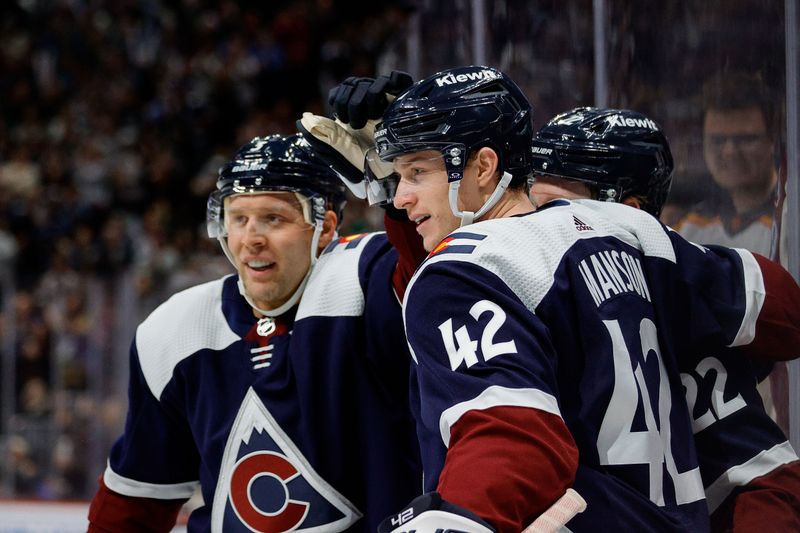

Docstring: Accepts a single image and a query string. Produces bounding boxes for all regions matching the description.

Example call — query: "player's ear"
[474,146,500,188]
[317,210,338,253]
[622,195,642,210]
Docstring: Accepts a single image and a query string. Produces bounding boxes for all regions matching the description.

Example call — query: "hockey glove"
[378,492,495,533]
[296,113,378,198]
[297,71,413,199]
[328,70,414,129]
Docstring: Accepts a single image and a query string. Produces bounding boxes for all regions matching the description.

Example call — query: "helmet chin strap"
[236,271,310,317]
[448,171,513,227]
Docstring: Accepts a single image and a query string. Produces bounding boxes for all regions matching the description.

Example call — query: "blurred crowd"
[0,0,410,499]
[0,0,790,502]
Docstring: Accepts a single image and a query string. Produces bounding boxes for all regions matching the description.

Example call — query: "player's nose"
[242,221,269,249]
[393,180,415,211]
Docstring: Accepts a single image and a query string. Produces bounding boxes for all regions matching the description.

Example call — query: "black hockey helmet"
[369,65,533,189]
[531,107,674,217]
[207,133,348,238]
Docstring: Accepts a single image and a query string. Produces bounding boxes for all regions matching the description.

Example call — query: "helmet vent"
[464,82,518,109]
[561,149,617,167]
[586,120,611,135]
[393,111,449,136]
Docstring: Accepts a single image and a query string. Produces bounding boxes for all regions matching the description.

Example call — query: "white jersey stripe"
[439,385,561,448]
[104,462,199,499]
[705,441,798,512]
[728,249,766,348]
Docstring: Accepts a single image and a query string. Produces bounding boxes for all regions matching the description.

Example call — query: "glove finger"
[387,70,414,94]
[330,81,356,123]
[347,80,373,129]
[327,84,341,109]
[365,76,391,119]
[327,77,351,108]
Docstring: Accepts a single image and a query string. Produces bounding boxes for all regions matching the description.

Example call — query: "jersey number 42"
[597,318,705,506]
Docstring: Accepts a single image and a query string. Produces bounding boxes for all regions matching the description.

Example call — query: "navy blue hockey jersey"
[401,199,782,532]
[104,232,421,532]
[680,347,797,514]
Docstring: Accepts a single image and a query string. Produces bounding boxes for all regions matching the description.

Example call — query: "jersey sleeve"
[739,253,800,360]
[403,260,578,532]
[710,460,800,532]
[87,476,185,533]
[657,232,800,360]
[103,341,200,499]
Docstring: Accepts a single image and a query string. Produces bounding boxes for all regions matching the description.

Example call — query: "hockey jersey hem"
[104,462,199,500]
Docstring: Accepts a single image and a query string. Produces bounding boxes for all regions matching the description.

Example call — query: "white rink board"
[0,501,88,533]
[0,501,187,533]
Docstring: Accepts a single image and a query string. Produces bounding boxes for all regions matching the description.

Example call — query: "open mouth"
[246,260,275,272]
[414,215,431,225]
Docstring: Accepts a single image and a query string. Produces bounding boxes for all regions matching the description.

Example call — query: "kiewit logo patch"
[211,388,361,532]
[435,69,500,87]
[606,114,659,131]
[573,215,594,232]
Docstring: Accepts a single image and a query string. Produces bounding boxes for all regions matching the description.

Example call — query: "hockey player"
[358,66,800,533]
[87,133,422,532]
[529,106,800,532]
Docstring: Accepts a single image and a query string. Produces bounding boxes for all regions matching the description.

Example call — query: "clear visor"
[364,143,461,205]
[206,190,314,238]
[364,146,400,205]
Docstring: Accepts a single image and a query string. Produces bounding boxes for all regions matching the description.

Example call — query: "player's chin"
[244,278,280,302]
[423,232,448,252]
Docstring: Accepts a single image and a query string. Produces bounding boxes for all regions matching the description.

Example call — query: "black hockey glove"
[328,70,413,129]
[297,71,413,200]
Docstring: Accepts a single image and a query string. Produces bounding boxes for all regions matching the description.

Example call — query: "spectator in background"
[673,70,787,431]
[674,71,778,256]
[530,106,800,533]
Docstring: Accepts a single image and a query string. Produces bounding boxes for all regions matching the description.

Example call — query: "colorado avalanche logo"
[211,388,362,532]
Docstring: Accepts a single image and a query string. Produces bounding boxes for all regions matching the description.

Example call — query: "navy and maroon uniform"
[89,232,421,533]
[401,199,800,532]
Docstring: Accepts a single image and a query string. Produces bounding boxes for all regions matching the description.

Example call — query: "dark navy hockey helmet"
[531,107,674,217]
[207,133,348,238]
[368,65,534,192]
